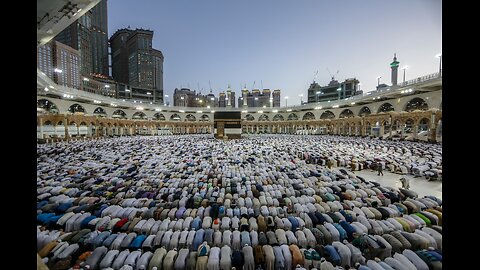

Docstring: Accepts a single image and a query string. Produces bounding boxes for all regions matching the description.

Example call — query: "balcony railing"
[398,72,441,87]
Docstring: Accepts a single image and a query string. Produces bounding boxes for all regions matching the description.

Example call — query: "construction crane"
[313,70,319,82]
[326,68,340,81]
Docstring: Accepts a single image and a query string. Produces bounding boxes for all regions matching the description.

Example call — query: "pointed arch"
[258,114,269,121]
[339,109,354,118]
[320,110,335,119]
[418,117,430,132]
[37,99,59,113]
[200,114,210,121]
[377,103,394,113]
[132,111,147,120]
[303,112,315,120]
[287,113,298,121]
[244,114,255,121]
[273,114,284,121]
[405,97,428,112]
[155,113,166,121]
[185,114,196,121]
[68,103,85,114]
[358,106,371,117]
[93,107,107,117]
[170,113,181,121]
[112,110,127,119]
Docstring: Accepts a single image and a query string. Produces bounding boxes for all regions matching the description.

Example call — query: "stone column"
[413,125,418,140]
[380,125,384,137]
[39,118,44,139]
[87,124,92,137]
[400,122,404,139]
[64,116,69,140]
[429,116,437,143]
[389,121,393,139]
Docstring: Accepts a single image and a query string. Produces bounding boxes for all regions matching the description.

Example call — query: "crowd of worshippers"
[37,135,443,270]
[290,136,442,181]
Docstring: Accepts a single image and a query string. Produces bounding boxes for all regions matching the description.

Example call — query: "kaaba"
[213,111,242,139]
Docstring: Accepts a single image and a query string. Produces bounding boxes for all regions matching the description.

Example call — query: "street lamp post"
[180,95,185,107]
[401,66,408,84]
[376,76,382,88]
[284,96,288,107]
[54,68,63,85]
[146,92,152,103]
[435,53,442,76]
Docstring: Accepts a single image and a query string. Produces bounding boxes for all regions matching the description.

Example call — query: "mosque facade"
[37,71,442,143]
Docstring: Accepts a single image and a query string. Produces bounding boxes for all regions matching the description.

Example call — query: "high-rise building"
[54,10,93,77]
[90,0,109,76]
[239,87,248,107]
[205,91,217,108]
[272,89,281,107]
[37,42,54,79]
[218,92,227,107]
[110,28,164,104]
[173,88,217,107]
[307,77,360,103]
[262,89,271,107]
[227,86,235,108]
[54,0,109,77]
[109,29,130,84]
[52,41,81,90]
[218,86,236,108]
[37,40,81,90]
[152,50,164,103]
[237,88,278,108]
[173,88,196,107]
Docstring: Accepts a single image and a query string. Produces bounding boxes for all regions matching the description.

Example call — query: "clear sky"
[108,0,441,106]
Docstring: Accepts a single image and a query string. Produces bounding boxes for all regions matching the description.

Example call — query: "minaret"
[390,53,400,86]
